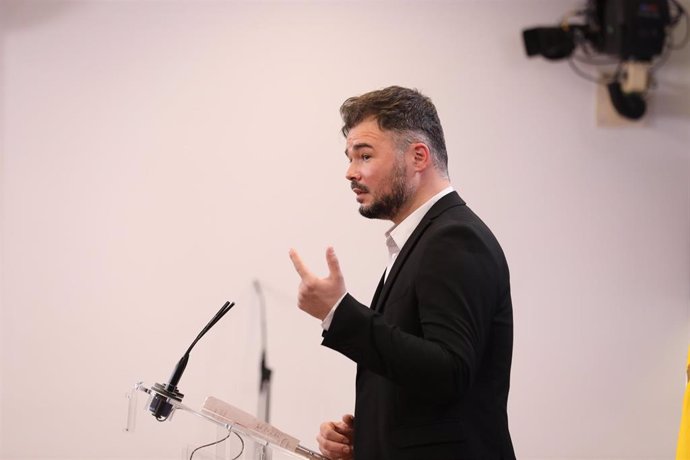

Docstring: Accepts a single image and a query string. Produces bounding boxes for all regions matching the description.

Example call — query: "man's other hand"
[316,414,354,460]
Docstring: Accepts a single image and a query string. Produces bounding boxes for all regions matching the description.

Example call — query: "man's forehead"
[346,119,388,149]
[347,119,380,137]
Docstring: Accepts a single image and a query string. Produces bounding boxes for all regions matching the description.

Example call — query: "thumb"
[342,413,354,427]
[325,247,343,279]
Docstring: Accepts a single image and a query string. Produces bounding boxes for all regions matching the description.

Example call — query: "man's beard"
[356,159,411,220]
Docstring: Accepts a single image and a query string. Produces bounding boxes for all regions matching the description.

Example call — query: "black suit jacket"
[323,192,515,460]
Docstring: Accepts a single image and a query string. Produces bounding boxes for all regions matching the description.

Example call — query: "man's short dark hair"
[339,86,448,174]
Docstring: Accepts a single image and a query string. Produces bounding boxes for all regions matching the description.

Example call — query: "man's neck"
[391,178,451,225]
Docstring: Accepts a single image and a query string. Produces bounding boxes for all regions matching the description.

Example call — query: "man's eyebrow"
[345,142,374,156]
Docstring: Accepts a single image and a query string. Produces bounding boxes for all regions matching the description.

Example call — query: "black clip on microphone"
[148,300,236,421]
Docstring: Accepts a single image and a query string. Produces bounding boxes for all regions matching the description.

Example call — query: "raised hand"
[288,247,346,320]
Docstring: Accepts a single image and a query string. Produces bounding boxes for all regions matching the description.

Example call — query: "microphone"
[148,300,236,421]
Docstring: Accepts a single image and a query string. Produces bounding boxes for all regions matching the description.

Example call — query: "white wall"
[1,1,688,459]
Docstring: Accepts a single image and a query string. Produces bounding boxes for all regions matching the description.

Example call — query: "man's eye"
[362,154,371,160]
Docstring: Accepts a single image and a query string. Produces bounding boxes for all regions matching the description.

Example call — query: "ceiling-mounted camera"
[523,0,688,120]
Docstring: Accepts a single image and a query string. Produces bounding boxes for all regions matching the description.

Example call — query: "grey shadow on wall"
[0,0,79,31]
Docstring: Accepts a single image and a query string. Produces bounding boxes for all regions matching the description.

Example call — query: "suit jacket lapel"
[370,271,386,311]
[372,191,466,313]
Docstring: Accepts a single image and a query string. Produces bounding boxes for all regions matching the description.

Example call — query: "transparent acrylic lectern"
[126,382,328,460]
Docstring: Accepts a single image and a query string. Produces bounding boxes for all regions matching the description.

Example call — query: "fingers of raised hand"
[296,274,319,307]
[289,249,313,280]
[325,247,343,280]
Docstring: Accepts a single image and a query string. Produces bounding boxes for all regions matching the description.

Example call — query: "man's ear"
[411,143,432,172]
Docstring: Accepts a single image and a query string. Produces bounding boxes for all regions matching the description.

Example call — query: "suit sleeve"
[322,223,502,402]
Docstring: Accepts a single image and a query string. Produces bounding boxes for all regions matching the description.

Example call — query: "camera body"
[524,0,671,62]
[522,0,675,120]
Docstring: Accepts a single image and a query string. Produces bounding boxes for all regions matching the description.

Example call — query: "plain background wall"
[1,1,689,459]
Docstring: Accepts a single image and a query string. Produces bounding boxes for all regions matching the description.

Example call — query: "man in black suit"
[289,86,515,460]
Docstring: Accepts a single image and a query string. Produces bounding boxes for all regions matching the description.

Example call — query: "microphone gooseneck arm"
[148,300,236,421]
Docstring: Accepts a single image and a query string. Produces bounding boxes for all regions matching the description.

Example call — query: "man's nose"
[346,162,360,181]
